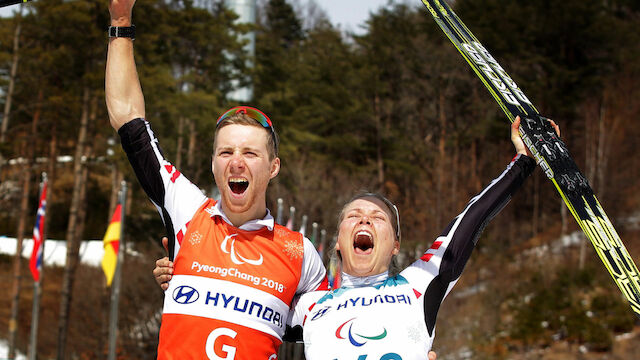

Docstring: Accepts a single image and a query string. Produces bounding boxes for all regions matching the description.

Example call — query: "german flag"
[101,204,121,286]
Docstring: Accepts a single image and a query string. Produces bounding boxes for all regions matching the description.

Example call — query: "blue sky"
[317,0,399,34]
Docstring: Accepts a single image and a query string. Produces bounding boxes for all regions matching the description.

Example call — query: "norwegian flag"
[29,177,48,282]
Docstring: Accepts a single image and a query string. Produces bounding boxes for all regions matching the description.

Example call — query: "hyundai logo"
[173,285,199,304]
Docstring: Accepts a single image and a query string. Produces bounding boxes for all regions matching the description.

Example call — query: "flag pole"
[28,172,47,360]
[311,222,318,247]
[276,198,283,225]
[320,229,328,265]
[107,181,127,360]
[28,280,41,360]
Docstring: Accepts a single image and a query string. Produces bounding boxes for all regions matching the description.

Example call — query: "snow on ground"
[0,236,139,267]
[620,212,640,230]
[0,236,142,358]
[522,230,586,258]
[0,338,27,360]
[0,236,104,267]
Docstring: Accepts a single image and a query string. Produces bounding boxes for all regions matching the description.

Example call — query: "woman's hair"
[338,192,401,242]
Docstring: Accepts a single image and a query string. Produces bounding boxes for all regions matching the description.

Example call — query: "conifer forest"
[0,0,639,359]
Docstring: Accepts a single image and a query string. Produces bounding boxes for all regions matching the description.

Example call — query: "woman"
[155,117,558,359]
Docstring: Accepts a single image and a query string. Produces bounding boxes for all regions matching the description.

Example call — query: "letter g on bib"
[205,328,238,360]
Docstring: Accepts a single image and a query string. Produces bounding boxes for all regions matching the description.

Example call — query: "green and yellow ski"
[421,0,640,319]
[0,0,32,8]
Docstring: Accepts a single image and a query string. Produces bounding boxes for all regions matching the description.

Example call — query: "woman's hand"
[511,115,560,157]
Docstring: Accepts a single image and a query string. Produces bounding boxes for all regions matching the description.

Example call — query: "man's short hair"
[214,113,280,160]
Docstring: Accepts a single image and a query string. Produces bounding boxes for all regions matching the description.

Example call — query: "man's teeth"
[229,178,249,194]
[356,231,372,239]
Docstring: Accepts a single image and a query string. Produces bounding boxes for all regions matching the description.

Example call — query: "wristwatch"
[108,25,135,40]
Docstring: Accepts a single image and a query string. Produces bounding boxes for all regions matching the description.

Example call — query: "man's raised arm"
[106,0,145,131]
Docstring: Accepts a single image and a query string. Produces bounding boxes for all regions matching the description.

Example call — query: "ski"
[420,0,640,319]
[0,0,32,9]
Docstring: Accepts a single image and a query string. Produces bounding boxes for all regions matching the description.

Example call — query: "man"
[106,1,327,358]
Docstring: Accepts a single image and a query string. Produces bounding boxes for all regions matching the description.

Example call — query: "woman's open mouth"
[353,230,374,255]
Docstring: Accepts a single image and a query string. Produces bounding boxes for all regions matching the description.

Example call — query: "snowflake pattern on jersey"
[274,227,290,238]
[407,323,424,344]
[189,231,203,246]
[283,238,304,259]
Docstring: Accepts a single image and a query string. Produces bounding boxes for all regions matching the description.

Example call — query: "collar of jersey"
[208,201,275,231]
[341,271,389,288]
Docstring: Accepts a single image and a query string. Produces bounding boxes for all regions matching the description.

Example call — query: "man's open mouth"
[229,178,249,194]
[353,230,374,254]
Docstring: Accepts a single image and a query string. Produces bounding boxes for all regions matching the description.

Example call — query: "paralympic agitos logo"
[221,234,264,266]
[335,318,387,347]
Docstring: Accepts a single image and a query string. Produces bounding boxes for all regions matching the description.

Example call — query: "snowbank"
[0,338,27,360]
[1,236,109,267]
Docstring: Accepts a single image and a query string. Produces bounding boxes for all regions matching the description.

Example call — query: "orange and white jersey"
[159,199,316,359]
[118,119,327,359]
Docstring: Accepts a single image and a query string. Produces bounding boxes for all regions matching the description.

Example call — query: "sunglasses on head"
[216,106,273,129]
[216,106,277,152]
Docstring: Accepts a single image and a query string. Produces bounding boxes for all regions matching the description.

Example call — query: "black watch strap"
[108,25,136,40]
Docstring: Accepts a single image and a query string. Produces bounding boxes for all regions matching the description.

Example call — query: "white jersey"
[290,154,535,359]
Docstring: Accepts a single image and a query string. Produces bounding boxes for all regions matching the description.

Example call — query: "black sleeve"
[422,154,535,334]
[439,154,535,282]
[118,118,167,206]
[118,118,178,258]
